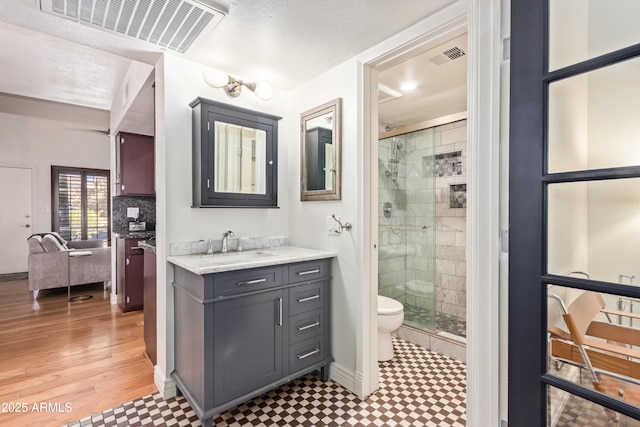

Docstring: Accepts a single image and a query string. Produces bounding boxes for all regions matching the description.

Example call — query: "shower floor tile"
[404,304,467,337]
[64,338,467,427]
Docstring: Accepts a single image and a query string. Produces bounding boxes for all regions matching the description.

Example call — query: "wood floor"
[0,280,156,427]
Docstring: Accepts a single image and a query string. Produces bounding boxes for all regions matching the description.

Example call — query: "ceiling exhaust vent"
[40,0,228,54]
[428,46,466,66]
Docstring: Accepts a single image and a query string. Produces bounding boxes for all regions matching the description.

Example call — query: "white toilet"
[377,295,404,361]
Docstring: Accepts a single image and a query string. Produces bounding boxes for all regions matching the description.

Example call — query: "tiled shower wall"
[433,119,467,320]
[378,118,467,331]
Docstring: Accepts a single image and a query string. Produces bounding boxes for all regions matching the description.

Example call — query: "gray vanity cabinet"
[172,258,332,426]
[213,288,285,406]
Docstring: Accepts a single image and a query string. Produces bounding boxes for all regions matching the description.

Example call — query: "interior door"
[509,1,640,425]
[0,166,32,274]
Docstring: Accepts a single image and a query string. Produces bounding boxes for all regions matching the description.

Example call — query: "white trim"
[358,0,470,401]
[357,0,502,425]
[467,0,502,425]
[154,365,177,399]
[329,362,357,392]
[359,58,378,399]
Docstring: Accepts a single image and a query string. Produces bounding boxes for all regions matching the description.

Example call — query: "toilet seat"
[378,295,403,315]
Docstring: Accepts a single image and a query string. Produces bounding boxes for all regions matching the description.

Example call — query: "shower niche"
[378,120,468,340]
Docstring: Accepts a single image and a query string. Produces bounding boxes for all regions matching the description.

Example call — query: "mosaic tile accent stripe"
[64,338,466,427]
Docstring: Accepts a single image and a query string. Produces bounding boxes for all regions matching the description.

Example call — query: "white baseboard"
[354,370,367,399]
[154,365,177,399]
[329,362,356,394]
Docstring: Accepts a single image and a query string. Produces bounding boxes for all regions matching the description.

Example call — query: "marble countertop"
[139,240,156,254]
[167,246,335,275]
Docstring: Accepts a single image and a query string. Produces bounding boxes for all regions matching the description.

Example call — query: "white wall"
[587,56,640,286]
[285,59,361,390]
[0,95,110,234]
[153,53,290,395]
[547,75,589,277]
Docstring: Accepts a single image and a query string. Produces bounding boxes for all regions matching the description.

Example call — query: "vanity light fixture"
[203,69,273,100]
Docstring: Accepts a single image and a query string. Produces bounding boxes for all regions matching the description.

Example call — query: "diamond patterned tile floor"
[64,338,466,427]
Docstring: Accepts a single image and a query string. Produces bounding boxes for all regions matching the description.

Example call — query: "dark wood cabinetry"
[173,259,332,426]
[116,237,145,312]
[143,248,157,364]
[116,132,155,196]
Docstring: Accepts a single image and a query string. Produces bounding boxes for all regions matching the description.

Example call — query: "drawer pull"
[236,278,266,286]
[130,246,143,250]
[297,321,320,331]
[297,294,320,303]
[297,348,320,360]
[297,269,320,276]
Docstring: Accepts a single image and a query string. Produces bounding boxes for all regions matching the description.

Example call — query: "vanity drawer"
[213,266,284,297]
[289,337,326,375]
[289,308,325,345]
[289,281,326,316]
[288,259,330,284]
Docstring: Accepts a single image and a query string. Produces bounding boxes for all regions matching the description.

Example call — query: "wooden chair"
[548,291,640,409]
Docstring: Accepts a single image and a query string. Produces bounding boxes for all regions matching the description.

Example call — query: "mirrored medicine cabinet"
[300,98,342,201]
[190,97,281,207]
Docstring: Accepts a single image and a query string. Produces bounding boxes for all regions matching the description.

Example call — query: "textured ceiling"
[0,0,458,112]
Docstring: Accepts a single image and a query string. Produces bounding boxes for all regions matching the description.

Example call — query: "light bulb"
[253,81,273,100]
[202,69,229,88]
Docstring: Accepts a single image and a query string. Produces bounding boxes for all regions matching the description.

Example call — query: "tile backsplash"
[112,195,156,234]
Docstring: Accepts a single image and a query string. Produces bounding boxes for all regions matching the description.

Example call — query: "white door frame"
[357,1,502,425]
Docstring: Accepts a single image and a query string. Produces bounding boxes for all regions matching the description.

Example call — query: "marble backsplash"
[169,236,289,256]
[112,195,156,234]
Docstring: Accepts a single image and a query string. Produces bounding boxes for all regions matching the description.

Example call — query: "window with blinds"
[52,166,110,242]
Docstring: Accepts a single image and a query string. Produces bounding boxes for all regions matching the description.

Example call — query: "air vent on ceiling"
[40,0,228,54]
[428,46,466,66]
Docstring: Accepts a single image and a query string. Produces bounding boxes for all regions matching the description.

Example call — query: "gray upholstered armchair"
[28,233,112,300]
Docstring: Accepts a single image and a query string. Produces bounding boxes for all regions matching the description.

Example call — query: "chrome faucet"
[222,230,234,253]
[207,239,214,255]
